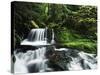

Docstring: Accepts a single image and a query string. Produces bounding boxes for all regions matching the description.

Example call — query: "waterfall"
[14,47,48,73]
[51,29,55,44]
[27,29,46,41]
[14,28,52,73]
[55,48,97,70]
[21,28,50,46]
[14,28,97,73]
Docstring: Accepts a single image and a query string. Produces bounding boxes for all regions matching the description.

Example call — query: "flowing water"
[14,28,50,73]
[14,28,97,73]
[55,48,97,70]
[21,28,49,46]
[14,47,48,73]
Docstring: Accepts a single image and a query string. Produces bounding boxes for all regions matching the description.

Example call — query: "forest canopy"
[12,2,97,54]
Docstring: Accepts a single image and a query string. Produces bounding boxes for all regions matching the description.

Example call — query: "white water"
[14,28,97,73]
[14,28,50,73]
[51,29,55,44]
[14,47,48,73]
[21,28,50,46]
[55,48,97,70]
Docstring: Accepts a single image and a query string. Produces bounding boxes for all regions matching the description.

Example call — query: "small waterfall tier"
[21,28,50,46]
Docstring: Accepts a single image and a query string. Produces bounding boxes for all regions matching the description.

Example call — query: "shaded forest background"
[12,2,97,54]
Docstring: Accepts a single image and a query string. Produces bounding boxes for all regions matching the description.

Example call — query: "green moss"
[55,30,97,54]
[61,40,97,54]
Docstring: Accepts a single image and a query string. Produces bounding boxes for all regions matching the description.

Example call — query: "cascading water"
[14,28,51,73]
[14,47,49,73]
[14,28,97,73]
[55,48,97,70]
[21,28,50,46]
[51,29,55,44]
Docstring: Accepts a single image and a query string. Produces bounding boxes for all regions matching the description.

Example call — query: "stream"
[13,28,97,73]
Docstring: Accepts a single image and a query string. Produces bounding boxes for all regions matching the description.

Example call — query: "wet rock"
[27,64,39,73]
[48,50,72,70]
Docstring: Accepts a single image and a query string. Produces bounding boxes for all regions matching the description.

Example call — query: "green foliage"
[63,39,96,54]
[55,29,81,42]
[55,29,97,54]
[13,2,97,54]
